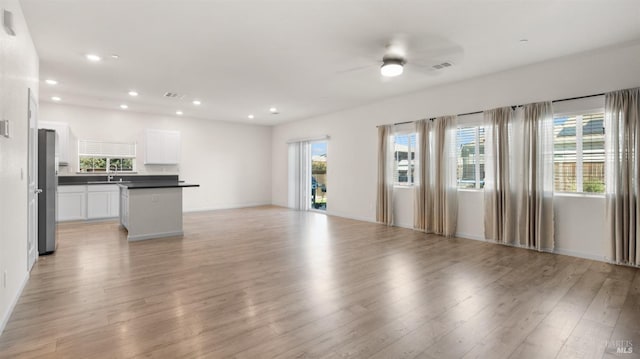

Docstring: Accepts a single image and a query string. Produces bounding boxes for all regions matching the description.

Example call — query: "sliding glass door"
[310,141,327,211]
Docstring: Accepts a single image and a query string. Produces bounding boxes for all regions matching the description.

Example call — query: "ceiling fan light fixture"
[380,59,404,77]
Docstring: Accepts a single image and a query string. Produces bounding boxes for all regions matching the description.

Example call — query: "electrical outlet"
[151,194,159,203]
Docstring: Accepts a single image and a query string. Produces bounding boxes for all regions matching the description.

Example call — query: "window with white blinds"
[553,112,605,193]
[78,140,136,173]
[78,140,136,157]
[456,126,485,189]
[393,133,416,185]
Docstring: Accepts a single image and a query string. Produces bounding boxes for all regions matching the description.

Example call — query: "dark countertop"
[59,175,178,185]
[117,182,199,189]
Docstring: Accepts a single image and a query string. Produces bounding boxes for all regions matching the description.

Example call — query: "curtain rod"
[286,135,330,144]
[377,92,605,128]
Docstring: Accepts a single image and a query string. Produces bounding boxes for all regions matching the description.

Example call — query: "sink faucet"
[108,163,119,182]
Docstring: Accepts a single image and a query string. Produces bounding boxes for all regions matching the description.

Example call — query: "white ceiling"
[20,0,640,125]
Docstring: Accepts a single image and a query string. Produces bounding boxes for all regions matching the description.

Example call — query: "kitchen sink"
[87,180,132,184]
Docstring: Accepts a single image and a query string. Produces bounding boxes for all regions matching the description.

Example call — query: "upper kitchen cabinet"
[38,121,72,165]
[144,129,181,165]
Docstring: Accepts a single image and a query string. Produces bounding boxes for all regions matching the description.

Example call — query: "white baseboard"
[184,202,273,213]
[394,222,414,230]
[324,210,376,224]
[127,231,184,241]
[455,232,485,241]
[454,234,608,263]
[553,248,607,262]
[0,272,29,336]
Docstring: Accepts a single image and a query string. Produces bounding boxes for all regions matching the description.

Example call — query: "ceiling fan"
[339,34,463,79]
[380,39,407,77]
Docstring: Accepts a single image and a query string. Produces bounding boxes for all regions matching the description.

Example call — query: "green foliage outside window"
[110,158,134,171]
[79,157,134,172]
[312,161,326,174]
[79,157,107,172]
[583,180,605,193]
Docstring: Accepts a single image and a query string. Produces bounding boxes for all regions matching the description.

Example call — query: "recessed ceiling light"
[248,114,255,119]
[128,90,138,97]
[51,96,61,102]
[120,104,128,109]
[45,79,58,85]
[380,58,404,77]
[192,100,201,105]
[85,54,102,62]
[176,110,183,115]
[111,54,119,59]
[269,107,278,114]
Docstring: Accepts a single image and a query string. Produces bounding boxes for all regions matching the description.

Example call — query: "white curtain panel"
[605,87,640,266]
[484,103,555,250]
[516,103,555,250]
[376,125,395,225]
[484,107,514,243]
[414,116,458,237]
[288,141,311,211]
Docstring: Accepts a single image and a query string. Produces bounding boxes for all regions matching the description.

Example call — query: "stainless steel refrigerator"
[38,128,57,255]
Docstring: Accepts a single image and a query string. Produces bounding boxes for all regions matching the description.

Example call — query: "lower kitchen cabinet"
[109,191,120,217]
[57,185,87,221]
[87,185,119,219]
[58,184,120,221]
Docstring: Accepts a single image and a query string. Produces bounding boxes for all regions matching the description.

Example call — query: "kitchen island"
[119,181,199,241]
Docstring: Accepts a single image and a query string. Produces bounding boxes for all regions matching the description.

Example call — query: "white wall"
[40,103,273,212]
[272,40,640,262]
[0,0,39,333]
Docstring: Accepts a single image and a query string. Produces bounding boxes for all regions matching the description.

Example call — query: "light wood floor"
[1,206,638,359]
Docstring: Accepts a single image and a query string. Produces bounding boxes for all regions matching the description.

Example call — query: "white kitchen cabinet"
[57,185,87,221]
[119,187,129,229]
[87,185,119,219]
[39,121,72,165]
[88,191,110,218]
[58,184,119,221]
[144,129,180,165]
[119,186,184,241]
[109,191,120,217]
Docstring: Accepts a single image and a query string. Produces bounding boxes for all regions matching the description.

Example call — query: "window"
[79,157,134,172]
[456,126,485,189]
[78,140,136,173]
[393,133,416,185]
[553,112,605,193]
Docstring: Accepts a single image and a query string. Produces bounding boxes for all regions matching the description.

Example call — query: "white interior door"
[27,89,38,270]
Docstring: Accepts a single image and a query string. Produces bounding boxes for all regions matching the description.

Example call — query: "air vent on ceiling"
[432,62,452,70]
[164,92,180,98]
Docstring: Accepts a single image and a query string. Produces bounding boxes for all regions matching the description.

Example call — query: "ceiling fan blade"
[409,45,464,66]
[335,63,376,75]
[406,63,446,76]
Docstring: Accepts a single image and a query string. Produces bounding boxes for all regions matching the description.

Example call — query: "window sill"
[554,192,605,199]
[458,188,483,192]
[393,185,414,189]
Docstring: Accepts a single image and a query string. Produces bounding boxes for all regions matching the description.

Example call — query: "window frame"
[456,125,485,191]
[552,108,605,196]
[392,131,416,187]
[77,140,137,173]
[78,156,137,173]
